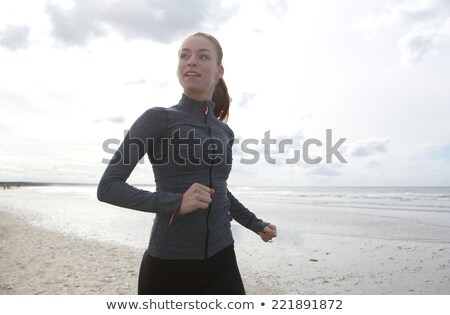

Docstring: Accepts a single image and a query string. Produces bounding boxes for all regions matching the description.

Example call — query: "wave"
[233,189,450,203]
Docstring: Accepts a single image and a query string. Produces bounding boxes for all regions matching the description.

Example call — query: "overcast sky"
[1,0,449,186]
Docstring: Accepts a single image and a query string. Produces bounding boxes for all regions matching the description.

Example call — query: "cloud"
[357,0,450,64]
[398,29,436,63]
[45,0,238,47]
[93,116,125,124]
[349,138,390,157]
[367,160,382,168]
[306,164,345,177]
[45,1,107,46]
[420,143,450,161]
[266,0,289,19]
[236,92,256,108]
[0,88,33,113]
[149,80,170,89]
[125,79,147,86]
[0,24,30,51]
[0,123,10,131]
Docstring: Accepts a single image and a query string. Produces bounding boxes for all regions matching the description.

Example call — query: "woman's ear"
[216,65,224,80]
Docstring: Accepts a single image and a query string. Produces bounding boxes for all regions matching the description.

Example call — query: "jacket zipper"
[204,103,214,259]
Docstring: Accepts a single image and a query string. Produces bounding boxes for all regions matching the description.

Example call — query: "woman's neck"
[183,89,213,102]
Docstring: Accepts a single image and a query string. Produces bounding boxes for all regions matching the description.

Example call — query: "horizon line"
[1,181,449,188]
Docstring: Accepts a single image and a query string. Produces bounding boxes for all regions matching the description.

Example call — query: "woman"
[97,32,277,295]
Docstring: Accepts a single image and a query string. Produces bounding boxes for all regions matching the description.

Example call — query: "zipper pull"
[204,104,208,123]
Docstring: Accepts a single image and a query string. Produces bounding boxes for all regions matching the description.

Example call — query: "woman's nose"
[187,56,197,66]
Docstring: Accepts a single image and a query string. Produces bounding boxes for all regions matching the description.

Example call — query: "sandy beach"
[1,211,141,295]
[2,208,449,295]
[0,211,276,295]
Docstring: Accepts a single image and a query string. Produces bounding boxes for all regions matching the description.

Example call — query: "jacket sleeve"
[97,107,182,214]
[227,189,269,233]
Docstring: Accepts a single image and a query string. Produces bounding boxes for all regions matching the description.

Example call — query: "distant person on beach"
[97,32,277,295]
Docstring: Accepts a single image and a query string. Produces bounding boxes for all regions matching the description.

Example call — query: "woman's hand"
[258,223,277,242]
[179,183,215,214]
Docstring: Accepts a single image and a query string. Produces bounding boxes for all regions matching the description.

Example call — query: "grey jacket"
[97,94,269,259]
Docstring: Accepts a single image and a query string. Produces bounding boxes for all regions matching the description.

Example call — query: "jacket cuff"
[251,221,270,234]
[152,191,183,215]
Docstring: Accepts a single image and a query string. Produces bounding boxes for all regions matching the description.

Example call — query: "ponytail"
[212,78,231,122]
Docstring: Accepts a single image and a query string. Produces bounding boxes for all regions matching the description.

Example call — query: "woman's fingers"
[179,183,214,214]
[263,224,277,237]
[259,233,272,242]
[269,224,277,236]
[258,224,278,242]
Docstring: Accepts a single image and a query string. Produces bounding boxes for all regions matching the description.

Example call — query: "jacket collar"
[179,94,216,116]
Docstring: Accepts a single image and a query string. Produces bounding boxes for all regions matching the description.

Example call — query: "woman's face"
[177,36,224,101]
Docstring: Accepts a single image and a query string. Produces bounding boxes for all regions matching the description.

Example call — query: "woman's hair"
[187,32,231,122]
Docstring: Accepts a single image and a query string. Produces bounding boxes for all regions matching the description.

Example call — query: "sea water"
[1,185,449,250]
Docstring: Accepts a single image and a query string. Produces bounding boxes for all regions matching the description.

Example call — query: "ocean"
[1,185,449,249]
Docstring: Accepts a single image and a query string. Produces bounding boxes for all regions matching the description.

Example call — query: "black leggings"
[138,245,246,295]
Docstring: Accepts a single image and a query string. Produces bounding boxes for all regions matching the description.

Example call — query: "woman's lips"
[185,71,201,77]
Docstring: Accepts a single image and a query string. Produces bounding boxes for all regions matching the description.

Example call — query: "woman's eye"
[200,55,209,60]
[179,54,189,59]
